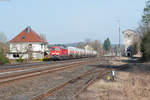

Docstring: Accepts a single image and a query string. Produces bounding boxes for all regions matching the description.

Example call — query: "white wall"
[7,53,28,59]
[8,42,48,59]
[10,42,48,52]
[123,30,137,51]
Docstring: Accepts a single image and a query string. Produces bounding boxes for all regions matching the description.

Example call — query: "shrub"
[132,42,138,55]
[43,58,51,61]
[35,59,43,62]
[16,59,24,62]
[141,30,150,61]
[0,49,8,65]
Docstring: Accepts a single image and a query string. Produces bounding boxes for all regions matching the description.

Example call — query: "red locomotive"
[50,46,68,60]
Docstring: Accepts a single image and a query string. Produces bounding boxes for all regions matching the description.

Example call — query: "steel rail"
[72,70,110,100]
[0,58,91,70]
[0,60,94,84]
[0,61,84,77]
[72,65,130,100]
[31,68,110,100]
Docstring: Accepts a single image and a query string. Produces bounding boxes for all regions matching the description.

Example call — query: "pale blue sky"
[0,0,145,44]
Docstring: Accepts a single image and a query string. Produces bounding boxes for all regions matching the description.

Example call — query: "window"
[56,48,60,51]
[22,36,25,39]
[41,44,44,48]
[51,48,55,51]
[28,44,32,48]
[13,53,19,58]
[26,26,31,33]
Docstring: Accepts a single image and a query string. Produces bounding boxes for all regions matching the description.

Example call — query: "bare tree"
[76,42,84,48]
[39,33,46,41]
[12,44,33,61]
[0,32,8,53]
[91,40,103,56]
[77,39,103,56]
[77,38,92,48]
[0,32,8,64]
[85,38,92,45]
[0,32,7,43]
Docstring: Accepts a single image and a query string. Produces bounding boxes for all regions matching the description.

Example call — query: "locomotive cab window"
[51,48,55,51]
[56,48,60,51]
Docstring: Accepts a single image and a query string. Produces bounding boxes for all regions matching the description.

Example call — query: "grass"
[89,80,122,90]
[77,72,150,100]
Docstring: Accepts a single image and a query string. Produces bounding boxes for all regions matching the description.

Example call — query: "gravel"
[0,57,119,100]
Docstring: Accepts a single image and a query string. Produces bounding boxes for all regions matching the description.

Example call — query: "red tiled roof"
[10,27,46,43]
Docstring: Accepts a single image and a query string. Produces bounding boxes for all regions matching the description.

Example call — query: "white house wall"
[10,42,47,52]
[8,42,48,59]
[7,53,28,59]
[32,53,43,59]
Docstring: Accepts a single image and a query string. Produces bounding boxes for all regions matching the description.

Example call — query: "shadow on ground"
[90,57,150,74]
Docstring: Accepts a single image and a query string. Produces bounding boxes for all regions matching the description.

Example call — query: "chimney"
[26,26,31,33]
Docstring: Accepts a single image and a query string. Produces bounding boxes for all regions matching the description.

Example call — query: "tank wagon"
[50,46,97,60]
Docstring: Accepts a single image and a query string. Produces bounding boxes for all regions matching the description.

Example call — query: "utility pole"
[117,20,121,59]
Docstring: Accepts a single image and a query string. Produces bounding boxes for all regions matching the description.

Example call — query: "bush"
[16,59,24,62]
[35,59,43,62]
[141,30,150,61]
[0,49,8,65]
[43,58,51,61]
[132,42,138,55]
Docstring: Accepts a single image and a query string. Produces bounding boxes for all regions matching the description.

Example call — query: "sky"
[0,0,146,44]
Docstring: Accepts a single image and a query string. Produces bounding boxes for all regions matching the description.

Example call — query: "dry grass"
[89,80,122,90]
[77,72,150,100]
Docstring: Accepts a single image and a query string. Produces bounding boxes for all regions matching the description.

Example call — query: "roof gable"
[10,27,46,43]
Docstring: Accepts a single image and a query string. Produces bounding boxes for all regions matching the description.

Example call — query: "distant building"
[7,27,48,59]
[123,29,140,56]
[84,45,93,50]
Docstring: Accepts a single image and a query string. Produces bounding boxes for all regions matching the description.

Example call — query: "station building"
[7,27,48,60]
[123,29,141,56]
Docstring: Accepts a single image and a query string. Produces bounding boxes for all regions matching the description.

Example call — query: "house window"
[13,53,19,58]
[51,48,55,51]
[41,44,44,48]
[26,26,31,33]
[22,36,25,39]
[28,44,32,48]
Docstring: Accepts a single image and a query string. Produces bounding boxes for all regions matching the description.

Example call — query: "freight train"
[49,46,97,60]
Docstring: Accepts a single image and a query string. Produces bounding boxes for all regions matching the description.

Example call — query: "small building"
[7,27,48,60]
[123,29,141,56]
[84,45,93,50]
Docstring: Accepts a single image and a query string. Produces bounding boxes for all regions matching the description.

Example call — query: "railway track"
[0,58,98,84]
[0,58,92,72]
[0,56,114,71]
[30,57,125,100]
[72,70,109,100]
[31,67,111,100]
[0,56,126,100]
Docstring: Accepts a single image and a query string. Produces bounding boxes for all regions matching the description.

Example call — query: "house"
[84,45,93,50]
[7,27,48,60]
